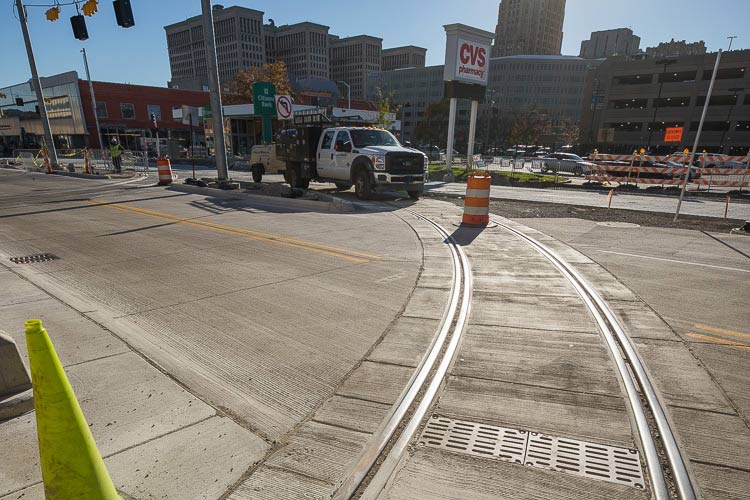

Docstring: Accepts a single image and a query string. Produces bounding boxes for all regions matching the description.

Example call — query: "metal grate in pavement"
[9,253,60,264]
[419,415,645,489]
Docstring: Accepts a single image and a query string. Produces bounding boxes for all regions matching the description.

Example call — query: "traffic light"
[82,0,98,16]
[113,0,135,28]
[45,6,60,21]
[150,113,158,129]
[71,14,89,40]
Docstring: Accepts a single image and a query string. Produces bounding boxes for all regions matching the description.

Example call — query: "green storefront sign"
[252,82,276,144]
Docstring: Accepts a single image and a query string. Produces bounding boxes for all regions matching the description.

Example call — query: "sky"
[1,0,749,89]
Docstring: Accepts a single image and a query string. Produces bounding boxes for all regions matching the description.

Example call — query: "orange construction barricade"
[462,172,491,226]
[157,158,173,185]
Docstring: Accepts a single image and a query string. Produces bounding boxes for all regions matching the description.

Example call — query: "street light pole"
[201,0,229,182]
[337,81,351,109]
[647,59,676,150]
[675,50,722,222]
[719,87,743,154]
[15,0,58,166]
[81,48,103,149]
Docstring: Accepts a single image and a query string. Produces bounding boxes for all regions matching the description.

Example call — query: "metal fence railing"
[11,148,148,174]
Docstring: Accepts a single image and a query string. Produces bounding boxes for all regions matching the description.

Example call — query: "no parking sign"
[275,95,293,120]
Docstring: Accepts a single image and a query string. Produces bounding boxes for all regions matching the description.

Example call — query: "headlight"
[423,155,429,170]
[371,155,386,170]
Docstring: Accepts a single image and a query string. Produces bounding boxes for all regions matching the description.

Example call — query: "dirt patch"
[427,194,746,233]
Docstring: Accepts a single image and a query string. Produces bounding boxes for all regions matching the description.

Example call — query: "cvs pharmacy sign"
[455,39,489,83]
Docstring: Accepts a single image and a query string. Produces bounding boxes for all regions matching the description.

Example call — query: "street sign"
[275,95,293,120]
[252,82,276,117]
[664,126,684,142]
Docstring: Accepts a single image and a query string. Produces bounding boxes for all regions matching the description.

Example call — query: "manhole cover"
[596,222,641,228]
[9,253,60,264]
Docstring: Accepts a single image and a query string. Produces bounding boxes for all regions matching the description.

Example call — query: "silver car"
[540,153,596,176]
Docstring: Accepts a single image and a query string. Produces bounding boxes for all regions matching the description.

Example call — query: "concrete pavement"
[1,169,748,499]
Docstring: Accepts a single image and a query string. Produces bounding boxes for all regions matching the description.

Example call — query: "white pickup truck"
[277,123,428,199]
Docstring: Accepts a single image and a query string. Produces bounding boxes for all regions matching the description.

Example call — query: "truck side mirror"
[343,141,352,153]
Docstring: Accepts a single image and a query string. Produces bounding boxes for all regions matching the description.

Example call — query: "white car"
[540,153,597,176]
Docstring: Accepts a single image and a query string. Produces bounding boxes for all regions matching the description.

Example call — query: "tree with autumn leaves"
[222,61,293,104]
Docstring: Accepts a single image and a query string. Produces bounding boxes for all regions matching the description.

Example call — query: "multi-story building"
[645,39,707,59]
[164,5,266,91]
[367,65,447,142]
[0,71,208,151]
[329,35,382,100]
[264,21,330,81]
[491,0,565,57]
[580,50,750,154]
[382,46,427,71]
[579,28,640,59]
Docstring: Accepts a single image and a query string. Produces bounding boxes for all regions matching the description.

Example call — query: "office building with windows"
[580,50,750,154]
[491,0,566,57]
[264,21,331,81]
[165,5,266,91]
[382,46,427,71]
[329,35,383,100]
[579,28,640,59]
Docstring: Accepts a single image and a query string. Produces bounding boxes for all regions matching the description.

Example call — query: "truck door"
[333,130,353,180]
[316,129,336,177]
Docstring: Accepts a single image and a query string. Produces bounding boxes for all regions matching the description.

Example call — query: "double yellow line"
[687,323,750,350]
[87,200,379,264]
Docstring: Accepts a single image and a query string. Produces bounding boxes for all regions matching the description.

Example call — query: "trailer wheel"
[354,169,373,200]
[287,164,309,189]
[251,165,263,183]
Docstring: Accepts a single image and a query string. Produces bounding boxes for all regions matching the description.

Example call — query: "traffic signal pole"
[16,0,58,166]
[81,48,103,149]
[201,0,229,182]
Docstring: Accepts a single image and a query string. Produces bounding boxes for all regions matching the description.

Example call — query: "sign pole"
[446,97,457,169]
[466,99,478,170]
[201,0,229,182]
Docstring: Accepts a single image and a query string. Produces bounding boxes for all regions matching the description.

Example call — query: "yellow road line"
[687,333,750,349]
[694,323,750,340]
[89,199,381,260]
[87,201,370,264]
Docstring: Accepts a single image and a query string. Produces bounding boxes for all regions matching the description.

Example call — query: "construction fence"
[12,148,149,174]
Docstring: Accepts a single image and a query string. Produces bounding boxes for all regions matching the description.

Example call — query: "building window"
[146,104,162,120]
[120,103,135,120]
[690,121,729,132]
[95,101,108,118]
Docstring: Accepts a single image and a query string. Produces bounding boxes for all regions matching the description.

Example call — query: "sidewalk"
[0,267,267,500]
[424,181,750,220]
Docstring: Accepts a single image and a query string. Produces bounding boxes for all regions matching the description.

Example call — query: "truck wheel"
[251,166,263,183]
[407,190,422,200]
[354,170,373,200]
[287,165,309,189]
[334,182,352,191]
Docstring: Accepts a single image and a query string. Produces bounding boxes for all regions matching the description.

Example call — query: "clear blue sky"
[1,0,748,88]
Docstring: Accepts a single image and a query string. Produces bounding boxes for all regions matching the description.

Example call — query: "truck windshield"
[350,129,399,148]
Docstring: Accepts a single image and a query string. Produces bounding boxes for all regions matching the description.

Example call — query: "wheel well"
[350,157,372,182]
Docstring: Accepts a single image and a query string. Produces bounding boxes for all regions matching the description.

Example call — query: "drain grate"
[419,416,644,489]
[9,253,60,264]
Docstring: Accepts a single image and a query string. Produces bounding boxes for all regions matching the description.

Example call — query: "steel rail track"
[331,210,473,500]
[491,217,696,500]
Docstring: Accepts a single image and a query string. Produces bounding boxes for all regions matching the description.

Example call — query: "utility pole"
[727,36,737,51]
[337,81,351,109]
[81,48,103,149]
[675,50,722,222]
[15,0,58,166]
[201,0,229,182]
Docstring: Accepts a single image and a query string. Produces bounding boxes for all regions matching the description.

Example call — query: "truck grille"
[386,153,424,174]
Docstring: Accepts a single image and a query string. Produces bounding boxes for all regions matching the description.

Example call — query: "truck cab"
[277,114,428,200]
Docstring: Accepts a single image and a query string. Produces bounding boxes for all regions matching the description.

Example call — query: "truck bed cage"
[292,108,376,128]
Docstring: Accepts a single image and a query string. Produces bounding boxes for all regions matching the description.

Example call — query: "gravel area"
[428,194,748,233]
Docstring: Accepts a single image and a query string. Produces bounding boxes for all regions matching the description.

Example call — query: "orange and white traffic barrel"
[83,147,91,174]
[42,147,53,174]
[461,172,491,226]
[157,158,173,185]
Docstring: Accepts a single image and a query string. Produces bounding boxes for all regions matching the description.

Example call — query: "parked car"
[540,153,597,176]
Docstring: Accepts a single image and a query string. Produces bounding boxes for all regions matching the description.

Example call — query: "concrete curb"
[167,183,356,213]
[50,171,112,180]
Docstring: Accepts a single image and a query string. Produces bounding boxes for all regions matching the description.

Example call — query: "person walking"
[110,138,124,173]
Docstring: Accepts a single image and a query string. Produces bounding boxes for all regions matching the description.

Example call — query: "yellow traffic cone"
[25,319,121,499]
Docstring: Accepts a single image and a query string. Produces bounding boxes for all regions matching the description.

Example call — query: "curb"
[50,171,112,180]
[167,183,355,212]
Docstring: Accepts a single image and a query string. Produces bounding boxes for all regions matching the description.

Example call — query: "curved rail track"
[331,208,696,500]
